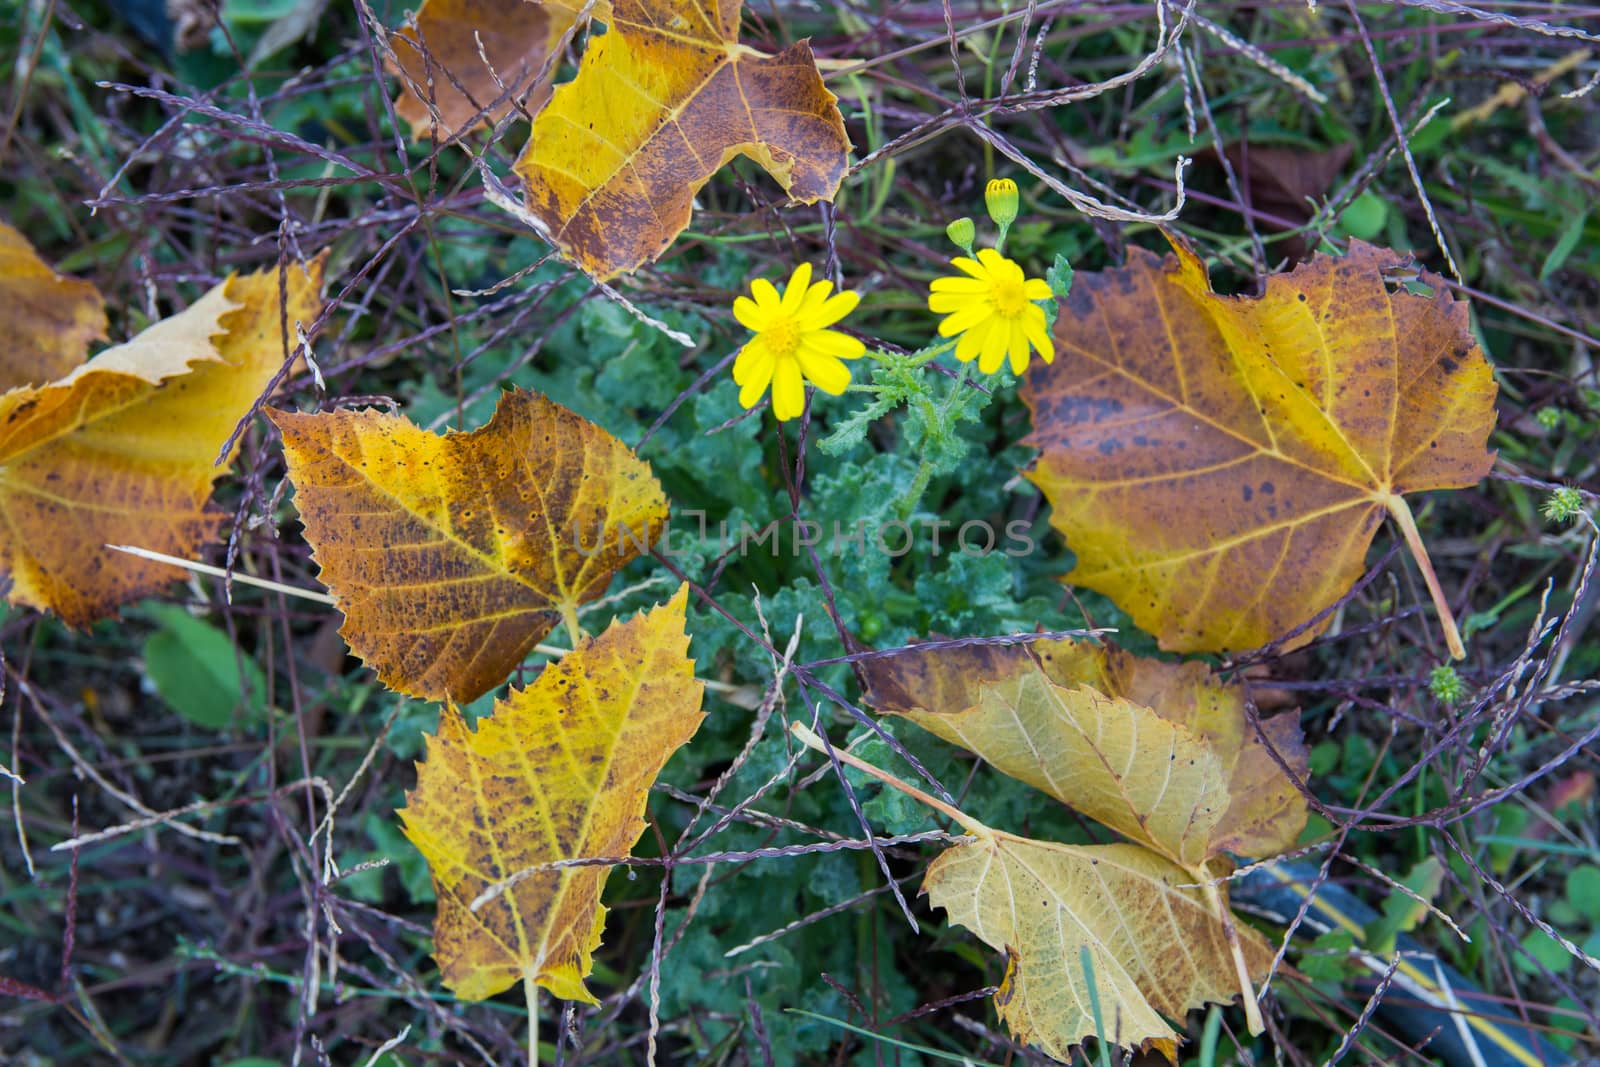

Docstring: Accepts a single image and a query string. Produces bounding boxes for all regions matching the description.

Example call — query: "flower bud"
[945,216,976,254]
[984,178,1019,227]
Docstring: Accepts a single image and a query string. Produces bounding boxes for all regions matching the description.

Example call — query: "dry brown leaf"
[391,0,599,140]
[0,220,107,390]
[793,715,1279,1063]
[513,0,851,280]
[269,388,668,703]
[399,585,703,1002]
[0,258,324,625]
[926,835,1273,1063]
[1023,236,1497,656]
[864,636,1309,870]
[1196,142,1353,261]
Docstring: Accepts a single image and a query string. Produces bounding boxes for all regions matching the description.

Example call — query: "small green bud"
[1535,406,1563,431]
[1429,664,1467,705]
[985,178,1019,228]
[1542,486,1586,524]
[946,216,976,255]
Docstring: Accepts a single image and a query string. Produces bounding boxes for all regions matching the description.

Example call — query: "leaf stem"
[788,722,988,836]
[1199,874,1264,1036]
[559,601,586,648]
[105,544,336,604]
[525,977,539,1067]
[1383,495,1466,659]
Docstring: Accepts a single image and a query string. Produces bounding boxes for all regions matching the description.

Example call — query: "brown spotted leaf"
[925,834,1273,1063]
[268,388,668,703]
[865,635,1308,870]
[1023,236,1497,654]
[398,585,703,1002]
[0,219,107,389]
[513,0,851,280]
[391,0,601,140]
[0,258,324,625]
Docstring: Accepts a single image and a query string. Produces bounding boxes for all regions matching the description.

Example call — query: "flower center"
[991,277,1031,318]
[763,316,803,359]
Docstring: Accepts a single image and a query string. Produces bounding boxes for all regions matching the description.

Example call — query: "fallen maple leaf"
[0,219,107,390]
[399,585,703,1003]
[391,0,599,140]
[0,258,324,625]
[927,836,1272,1064]
[269,388,668,703]
[864,636,1309,869]
[1023,236,1496,657]
[513,0,852,280]
[860,635,1309,1054]
[792,714,1278,1062]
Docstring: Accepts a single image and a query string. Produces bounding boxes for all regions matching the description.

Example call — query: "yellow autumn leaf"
[0,219,107,389]
[268,388,668,704]
[391,0,602,140]
[513,0,852,280]
[399,585,704,1003]
[791,719,1275,1063]
[1023,236,1497,657]
[864,636,1309,869]
[855,633,1307,1054]
[926,835,1273,1064]
[0,258,324,625]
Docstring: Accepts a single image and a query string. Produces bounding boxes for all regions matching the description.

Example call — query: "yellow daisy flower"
[732,263,865,421]
[928,248,1056,375]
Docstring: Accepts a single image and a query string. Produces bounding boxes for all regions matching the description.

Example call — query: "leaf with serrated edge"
[391,0,603,140]
[1023,236,1496,653]
[0,220,107,389]
[269,388,668,703]
[398,585,703,1002]
[0,258,324,625]
[925,833,1272,1064]
[514,0,851,280]
[865,636,1308,869]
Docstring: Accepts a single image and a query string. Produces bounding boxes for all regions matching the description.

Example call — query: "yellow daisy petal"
[935,301,993,337]
[1023,278,1053,301]
[751,277,782,312]
[1008,320,1030,375]
[771,358,806,420]
[955,318,988,363]
[975,248,1013,275]
[930,291,977,314]
[1023,312,1055,364]
[797,348,851,394]
[733,338,766,385]
[797,278,835,318]
[733,295,767,332]
[737,347,776,409]
[949,256,990,281]
[779,263,813,315]
[929,276,992,294]
[977,320,1008,374]
[810,329,866,360]
[806,289,859,330]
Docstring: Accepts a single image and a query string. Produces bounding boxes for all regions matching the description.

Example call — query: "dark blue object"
[1233,861,1573,1067]
[108,0,177,56]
